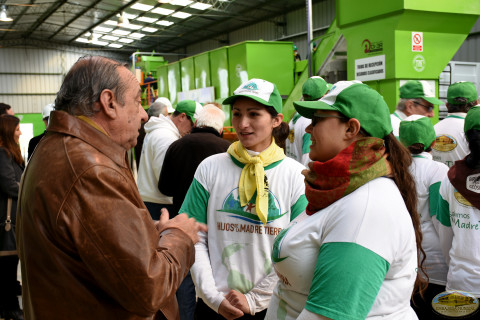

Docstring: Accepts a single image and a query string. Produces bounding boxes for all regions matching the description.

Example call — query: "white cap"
[42,103,55,119]
[154,97,174,113]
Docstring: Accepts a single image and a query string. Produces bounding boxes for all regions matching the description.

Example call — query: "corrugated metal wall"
[0,46,127,113]
[453,18,480,62]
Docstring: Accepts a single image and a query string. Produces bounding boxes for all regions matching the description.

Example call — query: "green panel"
[209,47,231,126]
[19,113,44,136]
[156,65,169,98]
[168,62,181,105]
[194,52,211,89]
[227,41,294,97]
[180,57,195,93]
[228,43,248,95]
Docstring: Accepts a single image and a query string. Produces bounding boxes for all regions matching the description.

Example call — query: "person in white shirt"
[137,99,201,219]
[435,107,480,310]
[285,76,330,166]
[399,115,449,319]
[180,79,307,319]
[391,80,442,137]
[267,81,426,320]
[432,81,479,167]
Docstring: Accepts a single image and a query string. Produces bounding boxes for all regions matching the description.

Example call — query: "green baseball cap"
[302,76,330,101]
[294,80,393,139]
[400,80,443,105]
[175,100,202,122]
[447,81,478,105]
[399,115,436,149]
[465,106,480,133]
[223,78,283,114]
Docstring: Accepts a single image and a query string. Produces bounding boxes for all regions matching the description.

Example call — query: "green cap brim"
[423,96,443,105]
[223,94,276,109]
[293,100,338,119]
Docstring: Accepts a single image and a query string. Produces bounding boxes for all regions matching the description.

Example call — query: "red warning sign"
[412,32,423,52]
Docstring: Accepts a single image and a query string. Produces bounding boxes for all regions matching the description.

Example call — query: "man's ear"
[98,89,117,119]
[404,100,415,116]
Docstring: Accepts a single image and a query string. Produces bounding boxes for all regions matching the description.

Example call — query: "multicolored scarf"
[303,137,392,215]
[448,159,480,210]
[227,138,286,224]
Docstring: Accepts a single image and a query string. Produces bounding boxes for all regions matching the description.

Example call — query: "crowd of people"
[0,54,479,320]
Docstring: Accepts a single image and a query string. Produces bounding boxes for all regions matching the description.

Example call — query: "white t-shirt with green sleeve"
[266,177,418,320]
[285,113,312,167]
[409,152,449,285]
[432,113,469,168]
[436,176,480,297]
[180,152,307,315]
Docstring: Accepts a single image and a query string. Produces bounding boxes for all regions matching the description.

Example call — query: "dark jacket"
[159,126,231,216]
[27,131,45,161]
[17,111,194,320]
[0,147,24,227]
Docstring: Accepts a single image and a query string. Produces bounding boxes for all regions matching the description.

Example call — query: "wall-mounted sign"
[412,32,423,52]
[354,55,385,81]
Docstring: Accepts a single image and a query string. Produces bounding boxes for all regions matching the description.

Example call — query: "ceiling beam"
[48,0,103,40]
[22,0,67,38]
[0,0,35,41]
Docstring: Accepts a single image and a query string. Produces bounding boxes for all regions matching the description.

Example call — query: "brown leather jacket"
[17,111,194,320]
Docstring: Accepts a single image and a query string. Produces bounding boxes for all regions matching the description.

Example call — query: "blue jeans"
[176,272,196,320]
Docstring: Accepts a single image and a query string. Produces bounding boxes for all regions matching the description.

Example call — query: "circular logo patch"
[434,135,458,152]
[413,54,426,72]
[454,191,473,207]
[432,291,479,318]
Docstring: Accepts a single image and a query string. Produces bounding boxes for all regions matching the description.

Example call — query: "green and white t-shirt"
[410,152,449,285]
[432,113,469,168]
[266,178,418,320]
[181,152,307,314]
[285,113,312,167]
[436,176,480,297]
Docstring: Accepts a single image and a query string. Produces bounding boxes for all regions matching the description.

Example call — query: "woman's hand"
[225,290,250,315]
[218,298,244,320]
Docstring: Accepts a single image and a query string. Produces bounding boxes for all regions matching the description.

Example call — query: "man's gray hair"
[148,101,167,118]
[55,56,129,116]
[396,98,424,111]
[196,104,225,132]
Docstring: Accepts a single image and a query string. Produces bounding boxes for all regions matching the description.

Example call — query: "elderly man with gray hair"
[390,80,443,137]
[17,55,206,320]
[159,104,230,320]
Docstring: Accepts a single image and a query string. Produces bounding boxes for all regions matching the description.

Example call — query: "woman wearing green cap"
[179,78,307,319]
[399,115,450,319]
[266,81,426,320]
[434,106,480,309]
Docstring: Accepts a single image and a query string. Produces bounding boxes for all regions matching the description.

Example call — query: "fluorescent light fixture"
[130,3,154,11]
[0,5,13,22]
[170,0,193,6]
[92,40,109,46]
[94,26,113,33]
[158,0,172,3]
[112,29,131,36]
[142,27,158,32]
[75,38,89,43]
[136,16,158,23]
[119,38,134,43]
[123,13,138,19]
[172,11,191,19]
[190,2,212,10]
[151,8,174,15]
[129,32,146,39]
[156,20,174,26]
[104,20,117,26]
[102,35,120,41]
[123,23,142,30]
[108,43,123,48]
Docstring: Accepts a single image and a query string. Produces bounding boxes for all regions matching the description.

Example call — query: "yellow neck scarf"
[227,138,285,225]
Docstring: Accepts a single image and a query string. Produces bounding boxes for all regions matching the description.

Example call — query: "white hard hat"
[154,97,174,113]
[42,103,55,119]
